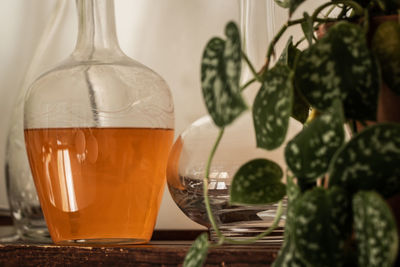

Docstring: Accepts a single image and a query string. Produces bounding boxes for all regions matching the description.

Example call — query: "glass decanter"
[167,112,301,242]
[5,1,71,242]
[167,0,301,242]
[23,0,174,245]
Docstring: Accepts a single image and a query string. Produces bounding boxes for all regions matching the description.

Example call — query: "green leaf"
[279,36,298,69]
[273,177,307,267]
[329,123,400,198]
[201,22,247,128]
[372,21,400,94]
[253,62,293,150]
[301,12,313,46]
[274,0,290,8]
[293,187,350,267]
[272,236,308,267]
[289,0,306,16]
[230,159,286,205]
[285,99,345,181]
[353,191,399,267]
[183,233,209,267]
[295,21,379,121]
[279,38,310,124]
[286,174,301,203]
[292,88,310,124]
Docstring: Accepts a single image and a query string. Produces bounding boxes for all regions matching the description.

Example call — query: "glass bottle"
[23,0,174,245]
[167,112,301,242]
[166,1,299,242]
[5,0,71,242]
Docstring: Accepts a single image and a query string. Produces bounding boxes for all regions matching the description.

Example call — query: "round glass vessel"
[167,112,301,242]
[23,0,174,245]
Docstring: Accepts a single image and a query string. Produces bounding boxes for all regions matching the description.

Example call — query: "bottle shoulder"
[24,56,174,129]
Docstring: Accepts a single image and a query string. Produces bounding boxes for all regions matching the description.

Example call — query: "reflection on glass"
[57,149,78,212]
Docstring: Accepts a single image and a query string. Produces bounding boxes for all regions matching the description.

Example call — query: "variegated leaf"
[253,62,293,150]
[183,233,209,267]
[273,176,307,267]
[272,235,308,267]
[230,159,285,205]
[329,123,400,198]
[372,21,400,94]
[353,191,398,267]
[285,99,345,181]
[286,174,301,203]
[293,187,350,267]
[295,22,379,121]
[201,22,246,128]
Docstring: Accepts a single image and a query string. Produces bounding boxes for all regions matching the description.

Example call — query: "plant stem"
[265,23,289,71]
[324,5,337,18]
[264,17,339,72]
[242,51,262,82]
[240,77,257,92]
[223,200,284,245]
[203,128,225,239]
[311,1,363,22]
[202,128,284,246]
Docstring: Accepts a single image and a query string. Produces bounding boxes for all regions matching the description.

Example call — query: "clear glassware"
[167,112,302,242]
[5,1,70,242]
[23,0,174,245]
[167,1,301,242]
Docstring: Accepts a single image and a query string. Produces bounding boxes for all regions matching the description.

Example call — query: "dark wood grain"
[0,241,280,267]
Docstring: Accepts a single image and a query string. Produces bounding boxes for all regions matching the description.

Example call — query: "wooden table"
[0,241,280,266]
[1,213,281,267]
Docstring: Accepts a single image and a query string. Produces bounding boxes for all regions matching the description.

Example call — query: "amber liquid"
[24,127,174,244]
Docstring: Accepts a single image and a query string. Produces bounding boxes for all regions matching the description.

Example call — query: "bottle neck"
[73,0,124,60]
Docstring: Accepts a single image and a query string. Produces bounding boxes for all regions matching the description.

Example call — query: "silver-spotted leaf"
[287,175,301,203]
[295,22,379,121]
[272,236,308,267]
[353,191,398,267]
[253,62,293,150]
[285,99,345,181]
[230,159,285,205]
[183,233,209,267]
[201,22,246,128]
[273,178,307,267]
[293,187,349,267]
[372,21,400,94]
[224,22,242,94]
[329,123,400,198]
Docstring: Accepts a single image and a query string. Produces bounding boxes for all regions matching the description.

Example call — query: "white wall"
[0,0,322,229]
